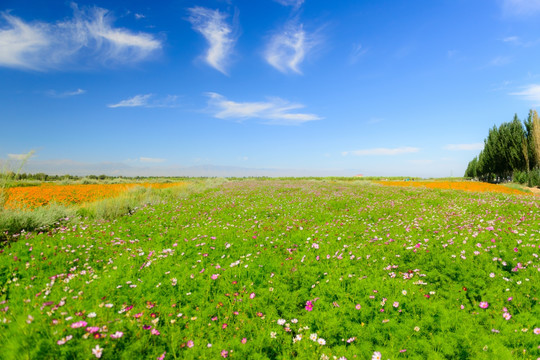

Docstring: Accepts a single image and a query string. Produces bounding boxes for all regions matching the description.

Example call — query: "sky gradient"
[2,0,540,177]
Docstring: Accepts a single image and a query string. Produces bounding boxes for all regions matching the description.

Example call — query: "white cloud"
[187,7,236,75]
[8,153,34,160]
[510,84,540,106]
[47,88,86,97]
[108,94,178,108]
[206,92,322,125]
[444,143,484,151]
[264,22,317,74]
[273,0,304,9]
[139,157,165,163]
[134,13,145,20]
[0,4,161,71]
[342,147,420,156]
[502,36,519,43]
[502,0,540,16]
[108,94,152,108]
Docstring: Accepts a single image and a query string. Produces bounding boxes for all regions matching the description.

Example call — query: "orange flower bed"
[4,182,185,209]
[375,180,530,196]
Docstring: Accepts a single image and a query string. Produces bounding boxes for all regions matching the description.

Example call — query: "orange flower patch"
[375,181,530,196]
[4,182,185,210]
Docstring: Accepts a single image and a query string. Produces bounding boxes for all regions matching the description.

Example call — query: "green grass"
[0,179,539,359]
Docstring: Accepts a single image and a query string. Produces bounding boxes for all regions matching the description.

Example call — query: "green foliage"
[466,111,539,182]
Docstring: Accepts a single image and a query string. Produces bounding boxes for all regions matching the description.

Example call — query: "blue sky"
[2,0,540,177]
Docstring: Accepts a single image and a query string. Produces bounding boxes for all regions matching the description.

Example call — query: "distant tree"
[530,110,540,169]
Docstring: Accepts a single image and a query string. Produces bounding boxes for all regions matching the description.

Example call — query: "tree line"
[464,109,540,186]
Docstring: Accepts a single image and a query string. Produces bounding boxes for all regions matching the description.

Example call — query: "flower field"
[375,180,532,196]
[3,182,185,210]
[0,180,539,359]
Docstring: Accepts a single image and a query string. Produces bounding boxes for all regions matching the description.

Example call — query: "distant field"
[375,180,534,196]
[3,182,186,209]
[0,180,539,359]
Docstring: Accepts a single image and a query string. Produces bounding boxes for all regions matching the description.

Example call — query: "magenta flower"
[86,326,100,333]
[249,292,256,299]
[211,274,219,280]
[241,337,247,344]
[157,352,166,360]
[151,328,160,336]
[222,323,228,329]
[187,340,194,348]
[305,300,313,311]
[221,350,229,358]
[479,302,489,309]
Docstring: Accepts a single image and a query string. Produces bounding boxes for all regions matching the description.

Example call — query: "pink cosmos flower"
[222,323,228,329]
[305,300,313,311]
[249,292,256,299]
[355,304,361,310]
[157,352,166,360]
[86,327,100,333]
[533,328,540,335]
[110,331,124,339]
[221,350,229,358]
[211,274,219,280]
[187,340,194,348]
[151,328,160,336]
[241,338,247,344]
[503,312,512,320]
[71,321,87,328]
[479,302,489,309]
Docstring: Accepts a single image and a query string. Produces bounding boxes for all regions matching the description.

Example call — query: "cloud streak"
[0,4,162,71]
[502,0,540,16]
[206,92,321,125]
[46,88,86,98]
[510,84,540,106]
[264,22,316,74]
[342,147,420,156]
[444,143,484,151]
[187,7,236,74]
[139,157,165,163]
[273,0,305,9]
[108,94,178,108]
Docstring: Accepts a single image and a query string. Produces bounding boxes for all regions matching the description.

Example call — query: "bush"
[513,171,528,184]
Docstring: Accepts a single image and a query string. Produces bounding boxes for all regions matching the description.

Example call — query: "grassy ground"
[1,179,539,359]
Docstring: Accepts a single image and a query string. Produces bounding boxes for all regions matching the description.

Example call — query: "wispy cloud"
[273,0,305,9]
[443,143,484,151]
[139,157,165,163]
[488,56,512,67]
[206,92,322,125]
[342,147,420,156]
[108,94,178,108]
[187,7,236,75]
[350,43,367,64]
[46,88,86,98]
[502,0,540,16]
[264,21,317,74]
[0,4,161,71]
[8,153,34,160]
[510,84,540,106]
